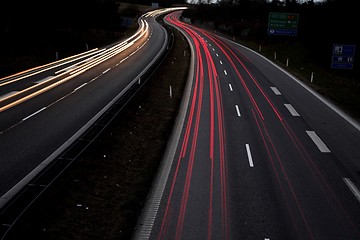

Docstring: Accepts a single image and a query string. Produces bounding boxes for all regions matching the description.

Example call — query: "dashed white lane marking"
[224,70,228,75]
[343,178,360,203]
[245,144,254,167]
[228,84,233,92]
[22,107,46,121]
[0,91,18,101]
[235,105,241,117]
[102,68,111,74]
[284,104,300,116]
[220,61,223,65]
[35,76,54,84]
[270,87,281,95]
[216,53,219,57]
[306,131,331,153]
[120,56,130,63]
[74,83,88,92]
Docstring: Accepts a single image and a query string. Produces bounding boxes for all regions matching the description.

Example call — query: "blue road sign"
[331,44,355,69]
[331,63,354,69]
[267,28,297,36]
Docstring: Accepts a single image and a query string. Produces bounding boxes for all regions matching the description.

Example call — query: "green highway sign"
[268,12,299,36]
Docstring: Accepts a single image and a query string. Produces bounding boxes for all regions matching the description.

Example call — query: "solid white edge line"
[343,178,360,203]
[306,131,331,153]
[270,86,281,95]
[284,104,300,117]
[225,37,360,132]
[245,144,254,167]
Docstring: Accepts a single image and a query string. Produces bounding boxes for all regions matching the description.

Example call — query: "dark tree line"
[0,0,187,51]
[0,0,186,77]
[0,0,189,36]
[0,0,124,59]
[1,0,357,76]
[0,0,187,37]
[183,0,358,74]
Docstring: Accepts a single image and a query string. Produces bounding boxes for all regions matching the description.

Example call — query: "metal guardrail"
[0,18,174,240]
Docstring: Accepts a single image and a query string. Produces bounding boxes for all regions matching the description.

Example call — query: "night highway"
[1,5,360,240]
[134,11,360,240]
[0,9,185,236]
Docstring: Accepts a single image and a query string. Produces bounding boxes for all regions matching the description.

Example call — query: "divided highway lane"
[0,8,182,208]
[134,11,360,240]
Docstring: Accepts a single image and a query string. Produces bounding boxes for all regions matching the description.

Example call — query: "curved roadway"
[0,9,177,208]
[134,11,360,240]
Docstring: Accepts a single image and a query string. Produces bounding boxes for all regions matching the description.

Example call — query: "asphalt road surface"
[134,11,360,240]
[0,9,172,208]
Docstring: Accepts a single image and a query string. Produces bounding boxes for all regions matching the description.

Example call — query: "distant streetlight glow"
[186,0,219,4]
[186,0,325,3]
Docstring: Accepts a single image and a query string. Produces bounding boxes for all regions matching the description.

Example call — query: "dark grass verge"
[238,39,360,121]
[4,28,190,240]
[194,23,360,122]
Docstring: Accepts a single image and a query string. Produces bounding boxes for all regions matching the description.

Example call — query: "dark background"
[0,0,358,78]
[0,0,186,77]
[183,0,358,77]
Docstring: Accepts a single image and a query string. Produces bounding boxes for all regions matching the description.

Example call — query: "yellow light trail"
[0,20,149,112]
[0,7,185,112]
[0,48,101,87]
